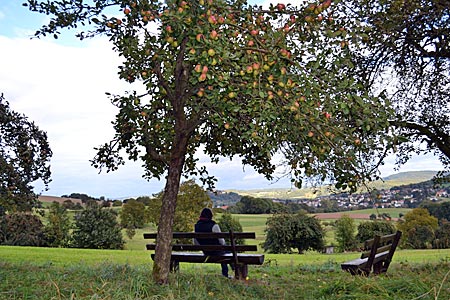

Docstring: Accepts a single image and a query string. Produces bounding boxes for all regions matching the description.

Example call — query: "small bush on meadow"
[71,203,124,249]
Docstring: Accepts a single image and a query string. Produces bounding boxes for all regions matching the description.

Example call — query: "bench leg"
[234,264,248,280]
[170,260,179,272]
[373,261,383,275]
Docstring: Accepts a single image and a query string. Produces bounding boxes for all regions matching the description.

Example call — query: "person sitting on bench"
[194,208,233,278]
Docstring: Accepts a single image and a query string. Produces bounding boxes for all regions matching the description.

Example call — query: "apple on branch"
[276,3,286,11]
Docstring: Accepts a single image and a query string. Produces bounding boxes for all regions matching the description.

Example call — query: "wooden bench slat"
[146,244,258,252]
[150,253,265,265]
[143,232,256,239]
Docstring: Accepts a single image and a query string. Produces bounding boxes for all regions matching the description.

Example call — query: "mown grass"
[1,255,450,299]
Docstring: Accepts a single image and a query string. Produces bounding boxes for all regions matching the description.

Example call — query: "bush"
[434,220,450,249]
[0,212,46,246]
[263,213,324,254]
[217,212,244,245]
[71,204,124,249]
[335,215,357,252]
[120,199,147,229]
[44,202,71,247]
[356,220,396,244]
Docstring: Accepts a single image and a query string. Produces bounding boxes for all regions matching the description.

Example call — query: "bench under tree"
[144,231,264,280]
[341,231,402,276]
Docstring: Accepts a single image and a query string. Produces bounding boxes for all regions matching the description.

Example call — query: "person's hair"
[200,207,213,220]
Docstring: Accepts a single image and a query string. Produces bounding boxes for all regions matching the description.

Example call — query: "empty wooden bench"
[143,231,264,280]
[341,231,402,276]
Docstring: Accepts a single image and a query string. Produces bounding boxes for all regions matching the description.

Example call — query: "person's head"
[199,207,213,220]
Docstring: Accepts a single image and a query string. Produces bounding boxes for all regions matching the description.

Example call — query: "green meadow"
[2,208,450,299]
[2,245,450,300]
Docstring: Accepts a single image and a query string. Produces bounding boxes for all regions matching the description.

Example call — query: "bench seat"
[150,252,264,265]
[341,251,390,272]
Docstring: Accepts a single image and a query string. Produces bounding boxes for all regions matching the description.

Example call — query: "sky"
[0,0,444,199]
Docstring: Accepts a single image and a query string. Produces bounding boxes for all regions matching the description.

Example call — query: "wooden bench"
[143,231,264,280]
[341,231,402,276]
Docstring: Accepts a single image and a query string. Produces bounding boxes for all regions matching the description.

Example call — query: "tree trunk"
[152,133,189,284]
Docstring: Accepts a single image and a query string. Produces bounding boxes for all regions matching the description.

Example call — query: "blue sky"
[0,1,444,199]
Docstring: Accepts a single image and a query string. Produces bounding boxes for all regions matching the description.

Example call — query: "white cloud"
[0,35,163,198]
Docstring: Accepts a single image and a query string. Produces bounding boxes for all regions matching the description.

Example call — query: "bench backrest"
[360,231,402,269]
[144,231,258,252]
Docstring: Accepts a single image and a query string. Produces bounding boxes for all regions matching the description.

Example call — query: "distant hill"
[223,170,438,200]
[382,170,437,182]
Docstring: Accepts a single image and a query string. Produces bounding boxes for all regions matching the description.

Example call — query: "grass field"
[1,245,450,299]
[2,207,450,299]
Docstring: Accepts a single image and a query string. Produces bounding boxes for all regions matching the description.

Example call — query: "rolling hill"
[224,170,438,200]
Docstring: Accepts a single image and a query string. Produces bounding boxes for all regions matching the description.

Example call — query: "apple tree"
[25,0,394,283]
[0,93,52,212]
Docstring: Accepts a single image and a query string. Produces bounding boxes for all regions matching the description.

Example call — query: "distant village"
[211,178,450,212]
[291,184,449,210]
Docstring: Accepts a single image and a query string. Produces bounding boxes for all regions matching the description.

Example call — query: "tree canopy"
[147,179,212,232]
[397,208,439,248]
[0,93,52,212]
[26,0,395,283]
[334,0,450,179]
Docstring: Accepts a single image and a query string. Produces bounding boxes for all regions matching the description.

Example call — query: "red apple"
[196,33,204,42]
[199,73,207,82]
[210,30,218,39]
[277,3,286,11]
[208,15,217,24]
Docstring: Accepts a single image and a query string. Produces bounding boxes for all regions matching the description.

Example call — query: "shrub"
[356,220,396,244]
[217,212,244,245]
[0,212,46,246]
[44,202,71,247]
[120,199,147,229]
[71,204,124,249]
[263,213,324,254]
[335,215,357,252]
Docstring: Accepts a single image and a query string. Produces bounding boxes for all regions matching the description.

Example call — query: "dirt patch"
[38,195,83,205]
[313,213,370,220]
